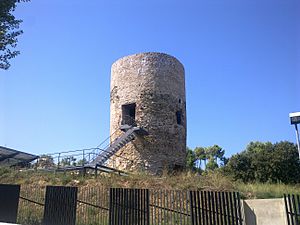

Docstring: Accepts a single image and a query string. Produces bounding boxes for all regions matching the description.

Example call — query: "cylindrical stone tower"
[109,52,186,174]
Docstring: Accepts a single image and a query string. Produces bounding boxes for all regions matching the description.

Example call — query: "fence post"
[57,153,61,169]
[189,191,195,225]
[0,184,20,223]
[43,186,78,225]
[82,150,85,166]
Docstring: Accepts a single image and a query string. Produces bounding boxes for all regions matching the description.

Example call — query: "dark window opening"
[179,99,182,104]
[173,164,184,171]
[176,111,182,125]
[122,103,136,126]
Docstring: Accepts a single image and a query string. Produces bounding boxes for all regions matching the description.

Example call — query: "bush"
[224,141,300,184]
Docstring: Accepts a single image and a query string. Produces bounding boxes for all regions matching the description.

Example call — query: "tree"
[194,147,207,168]
[186,147,197,170]
[223,151,254,182]
[205,145,225,166]
[187,145,227,171]
[77,158,88,166]
[0,0,29,70]
[225,141,300,184]
[194,145,227,170]
[206,155,219,170]
[60,156,77,167]
[270,141,300,183]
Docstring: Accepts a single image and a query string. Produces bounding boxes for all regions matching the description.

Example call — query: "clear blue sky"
[0,0,299,157]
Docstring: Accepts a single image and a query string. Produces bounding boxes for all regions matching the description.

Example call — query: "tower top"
[112,52,184,70]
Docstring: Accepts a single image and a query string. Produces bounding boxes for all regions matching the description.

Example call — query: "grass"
[1,167,300,199]
[236,182,300,199]
[1,167,299,225]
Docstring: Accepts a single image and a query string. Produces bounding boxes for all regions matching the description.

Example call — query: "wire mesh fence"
[77,186,110,225]
[18,185,45,225]
[13,185,244,225]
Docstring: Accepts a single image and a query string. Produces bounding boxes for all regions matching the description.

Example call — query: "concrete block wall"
[243,198,287,225]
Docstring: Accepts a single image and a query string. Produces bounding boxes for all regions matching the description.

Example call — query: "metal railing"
[34,127,135,172]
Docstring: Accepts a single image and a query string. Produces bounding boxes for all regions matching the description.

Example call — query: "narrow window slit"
[176,111,182,125]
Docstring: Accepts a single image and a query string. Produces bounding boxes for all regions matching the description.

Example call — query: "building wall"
[109,52,186,174]
[243,199,287,225]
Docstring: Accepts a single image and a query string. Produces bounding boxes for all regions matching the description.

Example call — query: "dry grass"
[1,167,299,199]
[0,167,234,190]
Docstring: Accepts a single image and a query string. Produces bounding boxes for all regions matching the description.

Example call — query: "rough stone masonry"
[108,52,186,174]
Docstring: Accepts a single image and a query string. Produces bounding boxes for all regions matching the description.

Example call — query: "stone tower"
[109,52,186,174]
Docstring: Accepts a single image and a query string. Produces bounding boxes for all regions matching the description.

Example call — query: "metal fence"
[190,191,242,225]
[18,185,45,225]
[284,194,300,225]
[109,188,150,225]
[0,184,245,225]
[150,189,190,225]
[17,186,110,225]
[77,186,110,225]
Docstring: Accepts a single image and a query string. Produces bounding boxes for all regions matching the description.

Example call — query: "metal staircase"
[36,117,147,175]
[89,126,141,167]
